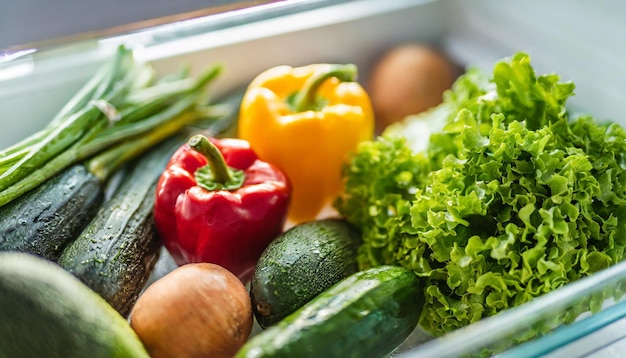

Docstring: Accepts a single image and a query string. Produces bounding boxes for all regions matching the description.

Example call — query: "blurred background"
[0,0,269,50]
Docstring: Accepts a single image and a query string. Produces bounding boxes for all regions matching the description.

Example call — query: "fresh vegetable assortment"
[4,40,626,358]
[0,46,221,207]
[336,52,626,335]
[0,46,225,261]
[238,265,424,358]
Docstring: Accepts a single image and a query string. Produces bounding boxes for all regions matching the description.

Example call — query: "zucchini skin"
[250,219,361,328]
[237,265,424,358]
[0,252,149,358]
[0,165,103,261]
[58,137,180,317]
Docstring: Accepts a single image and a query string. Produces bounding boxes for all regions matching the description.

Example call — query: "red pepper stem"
[188,134,233,184]
[292,64,358,112]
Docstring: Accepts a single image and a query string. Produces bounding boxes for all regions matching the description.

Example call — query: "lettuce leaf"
[335,53,626,336]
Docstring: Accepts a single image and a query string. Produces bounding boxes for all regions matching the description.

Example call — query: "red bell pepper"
[154,134,291,281]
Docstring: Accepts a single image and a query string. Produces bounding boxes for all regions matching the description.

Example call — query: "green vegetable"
[0,46,227,261]
[0,164,102,260]
[0,107,226,261]
[250,219,361,328]
[0,45,222,207]
[335,52,626,335]
[57,137,179,317]
[56,88,237,317]
[0,252,149,358]
[237,265,423,358]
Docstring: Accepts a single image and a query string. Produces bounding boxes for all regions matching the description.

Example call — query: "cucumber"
[58,136,180,317]
[0,164,103,261]
[0,252,149,358]
[250,219,361,328]
[238,265,423,358]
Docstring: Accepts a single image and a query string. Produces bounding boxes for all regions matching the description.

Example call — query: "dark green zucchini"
[250,219,361,328]
[57,136,182,317]
[0,165,103,261]
[0,252,149,358]
[237,265,424,358]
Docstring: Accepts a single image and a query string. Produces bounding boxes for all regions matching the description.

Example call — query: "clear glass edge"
[0,0,403,84]
[0,0,358,60]
[0,0,437,88]
[499,299,626,358]
[397,259,626,357]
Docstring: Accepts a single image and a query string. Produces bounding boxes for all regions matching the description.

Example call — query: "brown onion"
[130,263,253,358]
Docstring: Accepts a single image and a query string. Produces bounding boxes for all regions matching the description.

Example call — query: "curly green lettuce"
[335,52,626,336]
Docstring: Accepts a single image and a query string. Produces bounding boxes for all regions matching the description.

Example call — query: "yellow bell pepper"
[238,63,374,223]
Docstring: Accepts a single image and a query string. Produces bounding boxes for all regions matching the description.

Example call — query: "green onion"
[0,45,226,207]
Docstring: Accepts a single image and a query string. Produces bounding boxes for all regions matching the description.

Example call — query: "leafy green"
[335,53,626,336]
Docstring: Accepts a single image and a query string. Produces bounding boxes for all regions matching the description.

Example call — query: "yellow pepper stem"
[290,64,358,112]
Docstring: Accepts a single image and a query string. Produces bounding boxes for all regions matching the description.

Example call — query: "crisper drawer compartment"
[1,1,626,357]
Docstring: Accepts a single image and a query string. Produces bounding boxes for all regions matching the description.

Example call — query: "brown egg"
[129,263,253,358]
[368,44,458,133]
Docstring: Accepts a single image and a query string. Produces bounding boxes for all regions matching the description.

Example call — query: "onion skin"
[129,263,253,358]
